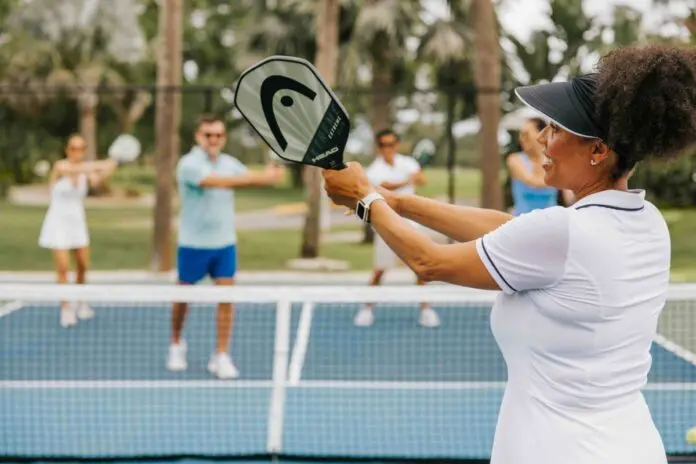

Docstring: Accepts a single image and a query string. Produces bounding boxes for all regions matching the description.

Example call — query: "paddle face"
[33,160,50,177]
[108,134,141,163]
[234,55,349,170]
[412,138,436,167]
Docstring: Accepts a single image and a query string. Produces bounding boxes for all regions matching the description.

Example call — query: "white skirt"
[38,206,90,250]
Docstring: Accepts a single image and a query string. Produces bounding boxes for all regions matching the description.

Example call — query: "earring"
[590,160,598,166]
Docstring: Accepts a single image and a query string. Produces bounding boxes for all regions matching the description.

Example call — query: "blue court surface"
[1,302,695,462]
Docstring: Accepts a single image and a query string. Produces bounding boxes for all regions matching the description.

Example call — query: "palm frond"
[336,39,366,88]
[354,0,420,50]
[44,68,76,87]
[418,19,472,66]
[443,0,472,21]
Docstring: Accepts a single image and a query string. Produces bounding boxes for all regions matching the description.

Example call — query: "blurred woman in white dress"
[39,134,117,327]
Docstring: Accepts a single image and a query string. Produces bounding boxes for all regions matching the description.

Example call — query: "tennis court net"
[1,283,694,461]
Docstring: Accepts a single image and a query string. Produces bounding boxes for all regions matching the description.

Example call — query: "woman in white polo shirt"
[322,44,696,463]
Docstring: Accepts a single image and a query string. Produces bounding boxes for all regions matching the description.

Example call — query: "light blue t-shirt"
[511,153,557,216]
[176,147,248,249]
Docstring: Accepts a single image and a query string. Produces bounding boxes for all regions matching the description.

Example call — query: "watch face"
[356,202,367,221]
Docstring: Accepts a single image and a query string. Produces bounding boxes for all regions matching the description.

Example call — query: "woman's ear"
[590,140,612,166]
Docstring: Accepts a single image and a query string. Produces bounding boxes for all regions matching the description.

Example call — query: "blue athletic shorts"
[177,245,237,284]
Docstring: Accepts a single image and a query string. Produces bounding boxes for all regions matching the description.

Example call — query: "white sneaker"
[207,353,239,379]
[418,307,441,328]
[353,306,375,327]
[166,341,188,371]
[76,302,94,320]
[60,305,77,328]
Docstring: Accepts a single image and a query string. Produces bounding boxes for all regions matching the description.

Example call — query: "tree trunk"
[123,90,153,134]
[300,0,340,258]
[472,0,502,210]
[363,43,394,244]
[363,58,391,246]
[151,0,183,272]
[290,164,304,188]
[78,90,98,161]
[123,91,153,168]
[371,55,392,135]
[446,90,456,205]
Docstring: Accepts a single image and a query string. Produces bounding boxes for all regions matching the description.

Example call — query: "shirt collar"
[192,146,223,163]
[572,189,646,212]
[378,153,401,166]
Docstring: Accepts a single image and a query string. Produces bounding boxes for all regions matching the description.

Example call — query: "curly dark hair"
[594,44,696,179]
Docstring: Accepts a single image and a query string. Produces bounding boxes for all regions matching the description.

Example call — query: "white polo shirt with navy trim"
[476,189,670,464]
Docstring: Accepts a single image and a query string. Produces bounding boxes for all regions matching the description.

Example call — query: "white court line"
[293,380,507,390]
[287,302,314,385]
[287,380,696,391]
[0,380,693,391]
[0,300,23,318]
[654,333,696,367]
[0,380,274,389]
[266,300,292,453]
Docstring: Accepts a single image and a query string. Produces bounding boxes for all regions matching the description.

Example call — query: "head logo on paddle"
[234,56,349,170]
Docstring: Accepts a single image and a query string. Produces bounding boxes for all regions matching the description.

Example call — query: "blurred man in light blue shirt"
[167,114,284,379]
[177,146,248,248]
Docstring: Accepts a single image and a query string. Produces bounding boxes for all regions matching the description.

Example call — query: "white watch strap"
[360,191,384,209]
[357,191,385,223]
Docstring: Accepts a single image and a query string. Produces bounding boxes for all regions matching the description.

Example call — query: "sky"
[497,0,693,42]
[425,0,693,43]
[422,0,693,84]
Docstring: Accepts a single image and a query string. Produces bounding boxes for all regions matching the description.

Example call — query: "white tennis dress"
[39,174,90,250]
[476,190,669,464]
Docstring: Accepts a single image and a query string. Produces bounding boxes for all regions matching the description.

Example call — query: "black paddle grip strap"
[303,100,350,170]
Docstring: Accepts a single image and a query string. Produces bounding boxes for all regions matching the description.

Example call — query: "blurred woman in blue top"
[507,118,559,215]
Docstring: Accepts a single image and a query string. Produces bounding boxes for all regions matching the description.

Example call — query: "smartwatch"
[356,191,385,223]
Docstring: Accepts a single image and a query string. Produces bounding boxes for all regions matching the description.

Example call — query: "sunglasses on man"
[201,131,226,140]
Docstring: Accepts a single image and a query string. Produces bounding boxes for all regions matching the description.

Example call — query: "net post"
[266,298,292,454]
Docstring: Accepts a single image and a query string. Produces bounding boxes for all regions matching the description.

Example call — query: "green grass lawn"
[417,167,484,201]
[0,203,373,271]
[3,164,486,272]
[2,202,696,279]
[109,164,487,212]
[111,164,306,212]
[662,210,696,282]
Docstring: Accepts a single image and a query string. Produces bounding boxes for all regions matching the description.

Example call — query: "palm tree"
[233,0,318,189]
[503,0,593,84]
[471,0,502,209]
[300,0,341,258]
[234,0,317,71]
[151,0,183,272]
[234,0,357,257]
[417,1,475,203]
[347,0,419,243]
[352,0,421,132]
[0,0,146,160]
